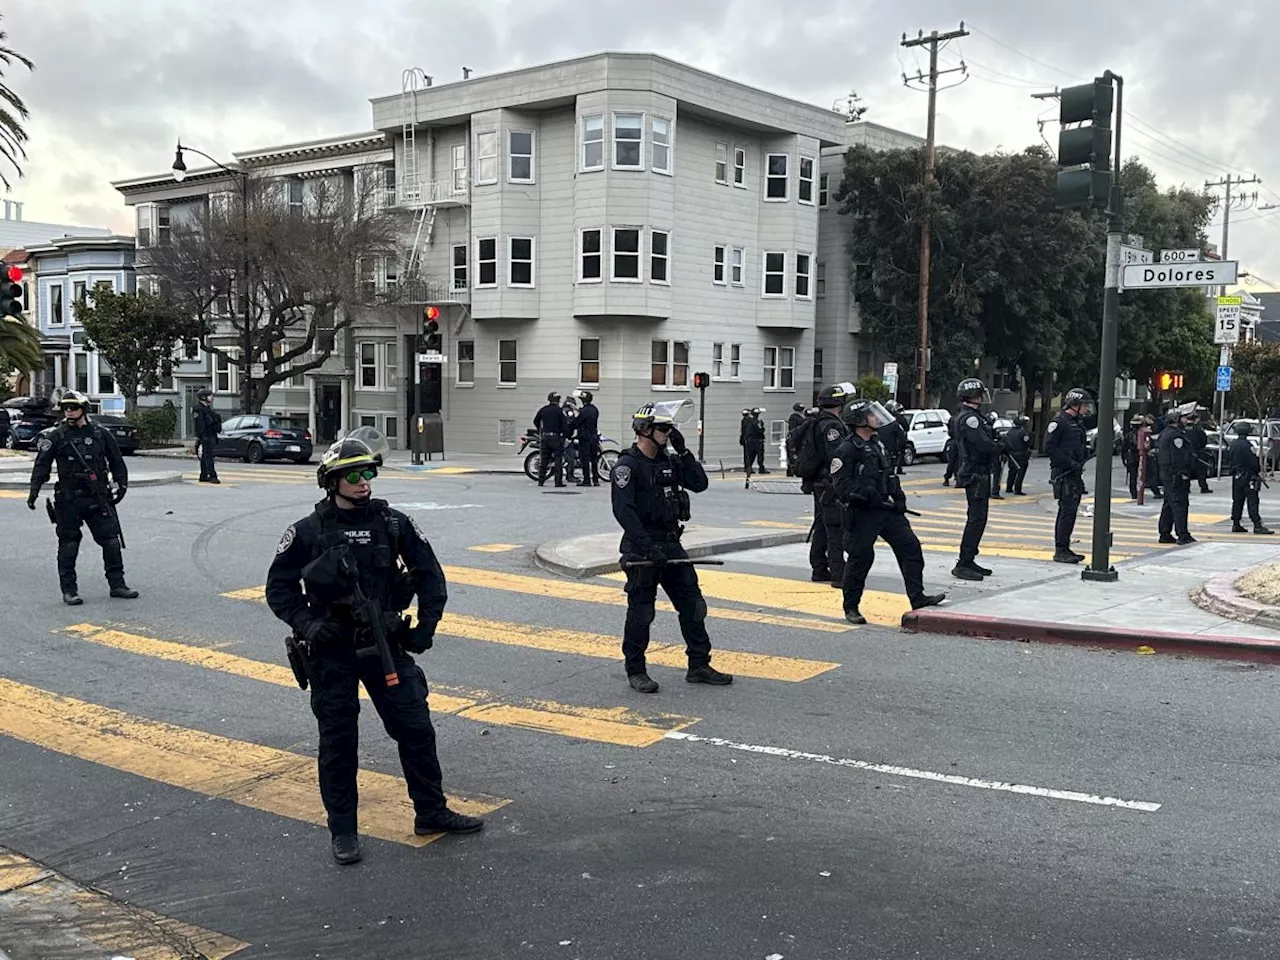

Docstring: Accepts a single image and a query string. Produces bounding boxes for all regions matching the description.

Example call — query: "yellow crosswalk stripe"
[0,678,508,847]
[0,490,27,499]
[0,847,249,959]
[468,543,522,553]
[221,588,840,682]
[61,623,698,748]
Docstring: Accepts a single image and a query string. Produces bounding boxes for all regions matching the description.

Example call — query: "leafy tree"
[1230,340,1280,422]
[0,14,31,189]
[855,373,890,402]
[144,176,397,413]
[74,285,197,414]
[0,315,41,374]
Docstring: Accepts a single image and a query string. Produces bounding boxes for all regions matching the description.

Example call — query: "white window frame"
[578,228,603,283]
[731,247,745,287]
[712,342,724,379]
[649,229,670,285]
[799,156,815,205]
[816,261,827,299]
[712,342,741,382]
[508,130,535,183]
[819,173,830,208]
[456,339,475,387]
[358,341,379,390]
[214,350,239,394]
[451,144,468,193]
[762,251,786,297]
[650,339,690,389]
[795,253,813,300]
[475,237,498,288]
[452,243,468,292]
[73,352,89,394]
[612,112,644,170]
[765,153,789,201]
[581,114,604,171]
[475,131,498,185]
[497,338,518,387]
[287,179,304,213]
[813,347,824,382]
[714,142,729,184]
[48,282,65,327]
[652,117,672,175]
[763,345,796,391]
[729,342,741,379]
[508,236,535,288]
[733,147,746,187]
[95,354,117,396]
[713,245,726,285]
[579,337,600,387]
[611,227,641,282]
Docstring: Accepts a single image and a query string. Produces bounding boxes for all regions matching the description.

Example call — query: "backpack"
[789,417,827,481]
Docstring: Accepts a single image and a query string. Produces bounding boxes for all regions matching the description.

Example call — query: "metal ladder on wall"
[400,68,434,280]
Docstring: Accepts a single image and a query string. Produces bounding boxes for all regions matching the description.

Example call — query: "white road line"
[663,731,1161,812]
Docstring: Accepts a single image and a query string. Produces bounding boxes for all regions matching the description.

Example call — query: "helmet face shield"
[652,398,695,427]
[843,400,894,430]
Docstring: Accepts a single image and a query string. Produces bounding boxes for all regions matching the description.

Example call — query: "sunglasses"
[63,405,84,412]
[343,468,377,484]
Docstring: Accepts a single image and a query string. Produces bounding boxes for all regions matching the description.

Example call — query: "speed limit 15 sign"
[1215,296,1242,344]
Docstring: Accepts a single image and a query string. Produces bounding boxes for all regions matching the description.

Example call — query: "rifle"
[62,429,125,549]
[335,549,401,688]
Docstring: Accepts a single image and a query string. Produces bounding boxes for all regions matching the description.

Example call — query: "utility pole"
[901,22,968,408]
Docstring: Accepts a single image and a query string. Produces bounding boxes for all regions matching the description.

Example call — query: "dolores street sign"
[1120,260,1238,290]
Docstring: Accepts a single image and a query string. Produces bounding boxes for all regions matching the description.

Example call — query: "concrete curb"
[900,608,1280,664]
[1191,569,1280,631]
[0,471,184,488]
[535,528,809,579]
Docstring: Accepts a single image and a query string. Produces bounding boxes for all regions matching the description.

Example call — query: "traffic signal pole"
[1083,71,1124,584]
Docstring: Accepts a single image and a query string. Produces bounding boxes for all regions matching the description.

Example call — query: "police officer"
[987,411,1007,499]
[1145,415,1164,499]
[27,390,138,606]
[785,403,805,476]
[878,400,909,476]
[575,390,602,487]
[1121,415,1143,500]
[831,400,945,624]
[1004,415,1032,495]
[193,388,222,484]
[740,408,768,476]
[1158,401,1197,544]
[1044,388,1091,564]
[942,410,960,487]
[808,384,851,585]
[266,434,482,865]
[1228,422,1274,535]
[612,402,732,694]
[952,378,1002,580]
[533,391,567,488]
[561,396,580,484]
[1187,407,1212,494]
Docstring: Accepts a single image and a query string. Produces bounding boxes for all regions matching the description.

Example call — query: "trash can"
[411,413,445,463]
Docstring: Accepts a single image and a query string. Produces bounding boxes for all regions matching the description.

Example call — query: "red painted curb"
[900,609,1280,664]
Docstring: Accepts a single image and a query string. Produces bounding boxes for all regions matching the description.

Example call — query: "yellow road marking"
[220,590,840,682]
[187,473,300,486]
[62,624,697,747]
[1189,513,1231,524]
[0,847,249,958]
[467,543,522,553]
[0,678,508,847]
[0,490,27,499]
[742,519,809,529]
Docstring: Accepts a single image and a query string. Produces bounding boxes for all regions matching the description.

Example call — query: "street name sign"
[1120,245,1153,265]
[1121,261,1238,290]
[1215,296,1242,344]
[1159,249,1202,263]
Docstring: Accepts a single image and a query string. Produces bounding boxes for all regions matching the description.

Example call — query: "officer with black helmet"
[1228,422,1273,535]
[808,384,852,585]
[1044,387,1091,563]
[879,400,909,476]
[266,430,483,865]
[193,387,222,484]
[1188,407,1213,494]
[612,401,732,694]
[740,407,768,476]
[1004,415,1032,495]
[27,390,138,605]
[785,403,805,476]
[533,391,568,487]
[1158,401,1198,544]
[952,378,1002,580]
[575,390,602,487]
[831,399,946,624]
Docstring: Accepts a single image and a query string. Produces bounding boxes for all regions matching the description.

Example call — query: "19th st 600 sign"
[1120,261,1238,290]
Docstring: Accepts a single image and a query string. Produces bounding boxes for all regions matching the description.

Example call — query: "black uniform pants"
[744,442,765,473]
[1053,474,1084,551]
[1006,456,1029,493]
[1124,461,1138,499]
[54,492,125,594]
[809,486,846,580]
[308,641,447,836]
[1158,477,1191,540]
[943,445,958,482]
[538,434,564,486]
[991,457,1005,496]
[959,477,990,564]
[1196,456,1212,493]
[198,434,219,481]
[578,439,601,484]
[1232,476,1264,528]
[840,508,925,612]
[621,540,712,675]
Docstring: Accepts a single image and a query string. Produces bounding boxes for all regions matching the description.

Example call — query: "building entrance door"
[318,383,342,443]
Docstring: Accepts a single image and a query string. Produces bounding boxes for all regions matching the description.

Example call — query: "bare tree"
[145,174,399,413]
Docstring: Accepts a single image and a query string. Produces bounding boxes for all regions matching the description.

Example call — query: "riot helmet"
[885,400,904,415]
[1237,421,1254,437]
[632,399,694,437]
[1171,400,1197,423]
[956,378,988,404]
[792,403,804,413]
[58,390,89,416]
[576,390,594,404]
[817,383,852,409]
[316,437,379,492]
[547,391,561,404]
[196,388,213,402]
[842,399,894,431]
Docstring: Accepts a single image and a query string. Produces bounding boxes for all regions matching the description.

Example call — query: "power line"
[965,24,1087,82]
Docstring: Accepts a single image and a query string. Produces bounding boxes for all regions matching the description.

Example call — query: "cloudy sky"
[7,0,1279,288]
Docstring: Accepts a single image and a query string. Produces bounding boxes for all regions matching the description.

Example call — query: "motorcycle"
[519,429,621,482]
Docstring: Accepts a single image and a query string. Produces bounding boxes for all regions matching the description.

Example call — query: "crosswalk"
[187,464,476,486]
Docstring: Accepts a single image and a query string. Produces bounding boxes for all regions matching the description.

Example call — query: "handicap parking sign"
[1216,365,1232,391]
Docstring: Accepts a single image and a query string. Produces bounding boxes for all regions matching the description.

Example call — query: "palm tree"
[0,314,42,373]
[0,15,33,190]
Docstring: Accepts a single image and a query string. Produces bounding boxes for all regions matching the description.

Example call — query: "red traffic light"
[693,371,710,389]
[4,265,21,283]
[425,305,440,321]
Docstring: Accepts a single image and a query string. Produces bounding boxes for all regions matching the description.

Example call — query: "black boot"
[1232,524,1249,533]
[62,592,83,606]
[686,665,733,685]
[628,673,659,694]
[844,609,867,625]
[967,560,993,576]
[414,809,484,835]
[951,564,983,581]
[810,569,832,583]
[331,834,362,865]
[1053,549,1082,564]
[1255,526,1275,535]
[110,585,139,599]
[910,593,946,610]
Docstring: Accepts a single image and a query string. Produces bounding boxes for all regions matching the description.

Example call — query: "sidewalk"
[133,445,529,475]
[0,453,183,487]
[536,525,809,578]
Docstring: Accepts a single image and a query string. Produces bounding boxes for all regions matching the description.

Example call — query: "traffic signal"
[1055,77,1113,210]
[1156,371,1185,391]
[422,305,442,353]
[0,265,24,318]
[693,371,710,390]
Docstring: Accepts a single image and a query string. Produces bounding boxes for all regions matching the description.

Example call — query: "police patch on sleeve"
[1173,437,1183,448]
[1047,421,1058,433]
[276,524,296,555]
[36,436,51,453]
[966,416,980,428]
[613,464,632,488]
[826,428,841,442]
[829,457,843,474]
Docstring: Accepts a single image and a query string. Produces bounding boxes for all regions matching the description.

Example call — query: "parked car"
[1,397,58,450]
[90,414,141,455]
[1086,418,1123,457]
[1204,418,1280,474]
[201,414,313,464]
[899,408,952,465]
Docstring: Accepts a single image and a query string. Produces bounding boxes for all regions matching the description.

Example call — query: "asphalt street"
[1,452,1279,959]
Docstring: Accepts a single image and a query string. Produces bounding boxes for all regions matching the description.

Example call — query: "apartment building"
[113,53,916,457]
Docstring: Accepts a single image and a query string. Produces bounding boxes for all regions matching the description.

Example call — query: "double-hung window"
[764,346,795,390]
[476,238,497,287]
[498,339,518,385]
[579,338,600,386]
[612,228,641,281]
[579,229,603,281]
[762,251,786,296]
[650,230,669,284]
[475,132,498,184]
[652,118,672,174]
[651,340,690,387]
[452,244,468,292]
[715,142,729,184]
[456,340,475,385]
[765,154,789,200]
[795,253,812,299]
[731,247,745,286]
[713,245,726,285]
[613,113,643,169]
[509,237,535,287]
[581,115,604,170]
[508,131,534,182]
[798,157,815,204]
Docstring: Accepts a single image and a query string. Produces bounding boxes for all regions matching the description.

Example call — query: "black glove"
[301,617,343,646]
[645,543,668,566]
[112,485,127,504]
[26,492,37,511]
[404,621,435,654]
[667,427,687,454]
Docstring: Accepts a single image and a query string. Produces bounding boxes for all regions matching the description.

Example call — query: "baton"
[620,559,727,569]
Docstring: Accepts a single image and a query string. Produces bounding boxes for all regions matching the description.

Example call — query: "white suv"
[900,408,953,465]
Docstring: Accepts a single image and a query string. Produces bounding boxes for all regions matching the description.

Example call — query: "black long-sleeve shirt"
[611,444,707,550]
[29,420,127,496]
[534,403,567,436]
